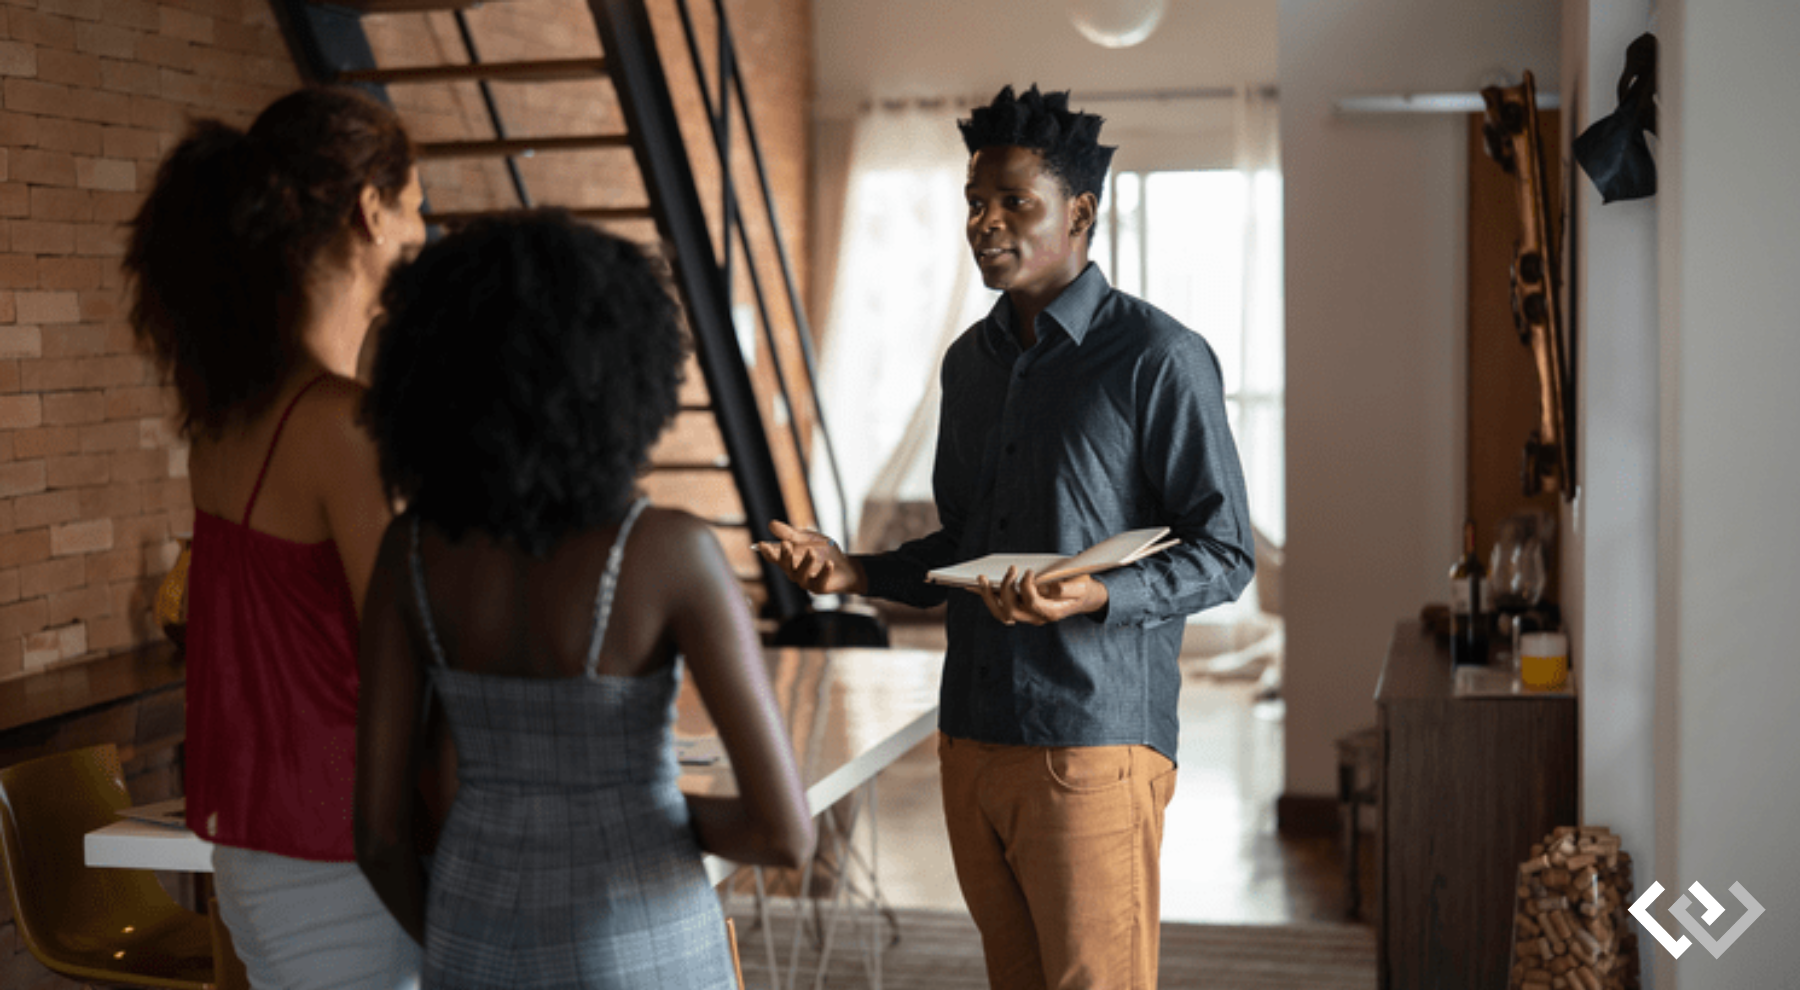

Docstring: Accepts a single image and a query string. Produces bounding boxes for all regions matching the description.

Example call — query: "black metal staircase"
[270,0,883,645]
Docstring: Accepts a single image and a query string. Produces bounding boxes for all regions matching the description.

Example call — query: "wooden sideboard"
[1376,619,1578,990]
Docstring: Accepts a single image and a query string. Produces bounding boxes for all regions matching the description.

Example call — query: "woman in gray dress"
[353,210,814,989]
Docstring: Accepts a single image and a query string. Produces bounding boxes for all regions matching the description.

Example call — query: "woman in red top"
[123,87,426,989]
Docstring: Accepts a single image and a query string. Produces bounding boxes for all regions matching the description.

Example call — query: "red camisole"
[184,375,362,862]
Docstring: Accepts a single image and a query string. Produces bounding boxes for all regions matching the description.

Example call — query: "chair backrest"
[0,743,181,959]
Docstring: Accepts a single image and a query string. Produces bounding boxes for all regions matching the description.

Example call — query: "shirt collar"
[985,263,1111,348]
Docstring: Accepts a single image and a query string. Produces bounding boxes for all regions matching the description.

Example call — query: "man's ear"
[1070,191,1098,240]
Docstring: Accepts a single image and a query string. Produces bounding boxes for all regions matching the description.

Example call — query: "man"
[757,84,1254,990]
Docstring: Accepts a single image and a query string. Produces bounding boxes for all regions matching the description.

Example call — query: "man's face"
[965,146,1093,305]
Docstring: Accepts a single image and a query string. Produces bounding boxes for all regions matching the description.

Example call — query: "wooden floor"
[872,617,1377,926]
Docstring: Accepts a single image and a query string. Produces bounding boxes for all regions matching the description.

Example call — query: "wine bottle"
[1449,518,1489,666]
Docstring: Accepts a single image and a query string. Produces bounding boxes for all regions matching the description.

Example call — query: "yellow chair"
[0,744,217,990]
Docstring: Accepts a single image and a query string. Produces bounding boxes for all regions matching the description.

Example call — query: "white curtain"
[809,104,993,552]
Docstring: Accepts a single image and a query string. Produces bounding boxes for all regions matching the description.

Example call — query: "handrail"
[671,0,854,549]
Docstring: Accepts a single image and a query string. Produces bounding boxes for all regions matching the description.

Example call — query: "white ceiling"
[812,0,1278,163]
[813,0,1278,107]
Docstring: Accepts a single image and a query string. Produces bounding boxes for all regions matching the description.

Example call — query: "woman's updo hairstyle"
[124,86,414,437]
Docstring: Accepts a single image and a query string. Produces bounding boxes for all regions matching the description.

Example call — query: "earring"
[374,236,386,246]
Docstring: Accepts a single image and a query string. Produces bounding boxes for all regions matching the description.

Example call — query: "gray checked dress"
[408,500,737,989]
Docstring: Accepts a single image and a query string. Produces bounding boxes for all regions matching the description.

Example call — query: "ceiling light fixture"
[1067,0,1168,49]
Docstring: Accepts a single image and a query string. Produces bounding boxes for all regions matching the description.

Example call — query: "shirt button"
[997,518,1008,532]
[1004,442,1017,455]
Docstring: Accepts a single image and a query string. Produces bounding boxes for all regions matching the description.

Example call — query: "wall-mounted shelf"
[1334,91,1561,114]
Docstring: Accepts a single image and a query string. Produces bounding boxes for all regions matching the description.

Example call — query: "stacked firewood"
[1510,826,1642,990]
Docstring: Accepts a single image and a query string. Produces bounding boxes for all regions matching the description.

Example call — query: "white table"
[87,646,943,989]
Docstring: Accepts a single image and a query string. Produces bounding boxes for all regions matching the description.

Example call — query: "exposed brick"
[0,40,37,77]
[9,11,79,52]
[12,426,82,459]
[76,21,141,60]
[39,326,106,359]
[0,110,39,149]
[110,448,164,482]
[79,480,142,520]
[74,154,134,192]
[0,326,42,358]
[46,452,107,488]
[14,489,80,529]
[0,393,40,428]
[104,384,165,419]
[112,511,168,548]
[100,124,160,161]
[3,77,71,118]
[31,115,105,157]
[157,68,215,107]
[48,584,109,627]
[78,286,122,320]
[57,620,87,659]
[0,570,18,609]
[35,256,102,291]
[0,598,49,645]
[0,254,39,288]
[14,291,80,325]
[21,555,86,597]
[87,545,142,584]
[79,418,136,452]
[0,182,30,218]
[0,460,44,497]
[137,414,175,449]
[127,94,186,133]
[9,147,77,187]
[74,219,126,257]
[134,32,193,72]
[29,185,94,222]
[99,55,162,97]
[0,293,13,325]
[62,85,133,125]
[0,360,21,395]
[50,517,110,555]
[10,220,77,256]
[39,0,103,22]
[41,389,103,424]
[23,629,61,670]
[141,476,187,512]
[0,528,51,568]
[104,0,162,32]
[85,613,134,653]
[167,444,188,479]
[34,47,102,88]
[159,6,213,44]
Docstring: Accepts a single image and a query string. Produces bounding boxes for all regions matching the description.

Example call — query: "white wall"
[1561,0,1661,956]
[1278,0,1561,798]
[1657,0,1800,984]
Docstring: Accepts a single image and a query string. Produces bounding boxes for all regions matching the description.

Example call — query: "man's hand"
[753,519,867,596]
[975,567,1109,626]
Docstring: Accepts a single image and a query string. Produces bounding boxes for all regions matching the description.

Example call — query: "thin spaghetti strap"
[242,373,334,526]
[583,497,650,680]
[408,516,450,669]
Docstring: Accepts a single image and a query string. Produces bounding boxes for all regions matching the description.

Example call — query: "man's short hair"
[958,85,1116,199]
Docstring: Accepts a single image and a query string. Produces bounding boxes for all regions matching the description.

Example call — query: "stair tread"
[416,135,632,159]
[425,206,653,226]
[336,58,608,86]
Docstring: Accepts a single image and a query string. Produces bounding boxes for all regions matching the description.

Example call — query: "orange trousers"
[937,734,1177,990]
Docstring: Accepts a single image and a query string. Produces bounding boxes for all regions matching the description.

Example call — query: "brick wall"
[0,0,298,687]
[0,0,810,981]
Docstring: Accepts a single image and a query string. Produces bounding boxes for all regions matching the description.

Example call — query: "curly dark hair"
[958,85,1115,199]
[124,86,415,438]
[364,209,689,555]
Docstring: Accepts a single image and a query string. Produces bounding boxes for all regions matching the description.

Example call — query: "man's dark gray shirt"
[858,263,1255,763]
